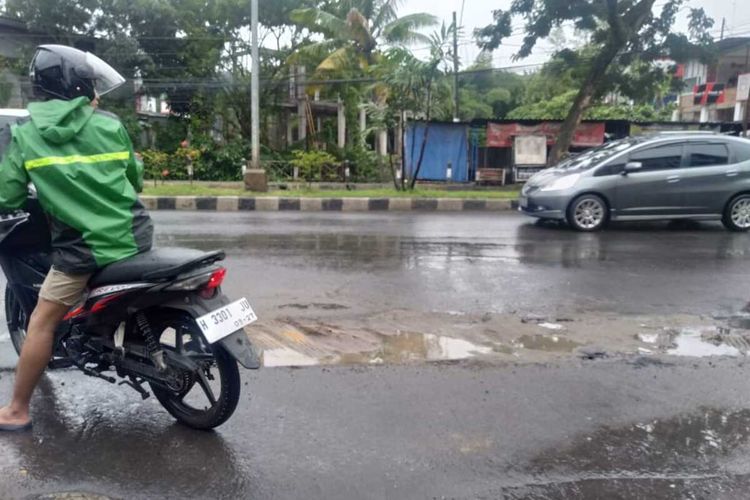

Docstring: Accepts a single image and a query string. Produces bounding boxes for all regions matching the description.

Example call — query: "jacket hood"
[27,97,94,144]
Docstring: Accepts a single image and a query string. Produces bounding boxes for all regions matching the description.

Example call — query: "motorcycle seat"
[89,247,225,287]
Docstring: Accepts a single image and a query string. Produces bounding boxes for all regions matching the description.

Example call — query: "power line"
[0,31,235,41]
[131,62,548,90]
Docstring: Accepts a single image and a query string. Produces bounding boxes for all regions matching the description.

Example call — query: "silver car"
[519,133,750,231]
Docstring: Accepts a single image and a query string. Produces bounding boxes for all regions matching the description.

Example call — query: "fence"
[263,160,392,184]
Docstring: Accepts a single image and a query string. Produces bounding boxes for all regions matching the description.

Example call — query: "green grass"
[142,185,520,199]
[143,185,253,197]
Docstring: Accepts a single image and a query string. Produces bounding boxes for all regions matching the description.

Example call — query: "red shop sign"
[487,122,605,148]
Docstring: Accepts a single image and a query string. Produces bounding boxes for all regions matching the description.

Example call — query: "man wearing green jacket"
[0,45,153,431]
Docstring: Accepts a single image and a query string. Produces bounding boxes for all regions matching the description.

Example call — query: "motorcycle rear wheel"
[148,311,241,430]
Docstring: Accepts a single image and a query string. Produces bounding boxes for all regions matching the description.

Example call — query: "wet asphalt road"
[2,211,750,499]
[3,357,750,499]
[2,212,749,330]
[152,211,750,318]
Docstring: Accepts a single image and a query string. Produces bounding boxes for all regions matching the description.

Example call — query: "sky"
[399,0,750,72]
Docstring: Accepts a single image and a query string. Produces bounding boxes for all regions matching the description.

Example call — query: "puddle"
[531,408,750,470]
[262,332,493,367]
[634,326,750,358]
[514,334,581,352]
[492,344,515,355]
[539,322,565,331]
[665,327,746,358]
[337,332,492,365]
[637,333,659,344]
[432,335,493,359]
[442,310,468,317]
[517,408,750,498]
[728,314,750,330]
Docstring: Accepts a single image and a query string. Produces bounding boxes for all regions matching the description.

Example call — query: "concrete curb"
[140,196,518,212]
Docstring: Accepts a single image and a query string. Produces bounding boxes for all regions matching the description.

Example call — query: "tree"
[95,0,237,117]
[507,44,684,122]
[457,52,524,120]
[215,0,320,147]
[5,0,98,42]
[290,0,438,151]
[291,0,437,72]
[476,0,715,164]
[378,24,453,190]
[507,90,675,122]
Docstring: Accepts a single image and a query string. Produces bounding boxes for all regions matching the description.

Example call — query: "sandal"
[0,421,32,432]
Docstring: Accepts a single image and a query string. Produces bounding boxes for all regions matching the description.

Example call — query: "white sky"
[399,0,750,71]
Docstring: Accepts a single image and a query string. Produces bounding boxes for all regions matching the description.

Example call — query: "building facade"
[675,37,750,124]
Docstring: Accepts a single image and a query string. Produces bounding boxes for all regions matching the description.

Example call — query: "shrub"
[289,150,339,182]
[141,140,249,182]
[140,149,173,184]
[343,146,381,182]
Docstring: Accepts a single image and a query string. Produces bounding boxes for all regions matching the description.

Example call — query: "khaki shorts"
[39,267,93,307]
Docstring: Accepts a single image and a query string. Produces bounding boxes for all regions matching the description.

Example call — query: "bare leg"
[0,298,69,425]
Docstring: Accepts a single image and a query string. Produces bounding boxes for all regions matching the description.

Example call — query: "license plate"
[196,298,258,344]
[519,196,528,209]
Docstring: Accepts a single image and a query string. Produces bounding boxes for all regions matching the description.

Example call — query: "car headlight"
[540,174,581,192]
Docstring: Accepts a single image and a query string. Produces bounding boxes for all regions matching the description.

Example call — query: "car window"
[556,137,646,172]
[629,144,683,172]
[685,143,729,167]
[734,140,750,163]
[593,162,625,177]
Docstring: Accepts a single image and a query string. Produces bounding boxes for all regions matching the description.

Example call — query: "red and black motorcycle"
[1,199,260,429]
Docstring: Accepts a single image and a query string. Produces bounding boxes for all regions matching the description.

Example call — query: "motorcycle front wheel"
[148,311,241,430]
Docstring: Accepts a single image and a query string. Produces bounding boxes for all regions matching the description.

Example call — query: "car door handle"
[667,175,680,183]
[726,170,739,177]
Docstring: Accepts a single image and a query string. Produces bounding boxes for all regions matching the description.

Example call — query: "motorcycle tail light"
[205,268,227,290]
[199,268,226,299]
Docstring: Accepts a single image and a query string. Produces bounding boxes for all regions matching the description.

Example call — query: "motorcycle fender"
[218,330,262,369]
[158,296,262,370]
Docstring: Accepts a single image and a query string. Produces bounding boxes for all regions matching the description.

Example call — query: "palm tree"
[290,0,437,72]
[290,1,438,174]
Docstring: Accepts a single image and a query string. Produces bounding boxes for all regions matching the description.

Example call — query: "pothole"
[263,332,493,367]
[513,334,581,353]
[32,493,115,500]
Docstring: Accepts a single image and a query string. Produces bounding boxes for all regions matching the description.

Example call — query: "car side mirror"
[623,162,643,175]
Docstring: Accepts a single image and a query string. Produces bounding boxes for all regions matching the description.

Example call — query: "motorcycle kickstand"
[119,376,150,400]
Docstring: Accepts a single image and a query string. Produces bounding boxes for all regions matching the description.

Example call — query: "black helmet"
[29,45,126,101]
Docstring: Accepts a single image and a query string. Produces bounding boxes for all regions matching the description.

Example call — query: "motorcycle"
[0,198,261,430]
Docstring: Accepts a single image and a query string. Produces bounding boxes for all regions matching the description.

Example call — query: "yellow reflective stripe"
[24,151,130,170]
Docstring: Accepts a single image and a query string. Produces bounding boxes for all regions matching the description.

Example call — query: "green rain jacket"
[0,96,153,274]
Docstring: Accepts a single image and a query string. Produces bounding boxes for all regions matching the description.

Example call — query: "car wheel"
[567,194,609,232]
[722,194,750,232]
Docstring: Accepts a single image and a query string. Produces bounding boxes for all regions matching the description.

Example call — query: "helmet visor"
[83,51,126,97]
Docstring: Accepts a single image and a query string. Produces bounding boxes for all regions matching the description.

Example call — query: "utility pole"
[250,0,260,171]
[452,11,459,122]
[720,18,726,41]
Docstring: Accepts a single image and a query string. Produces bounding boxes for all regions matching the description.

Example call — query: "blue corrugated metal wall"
[405,122,470,182]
